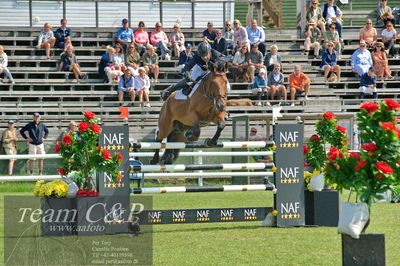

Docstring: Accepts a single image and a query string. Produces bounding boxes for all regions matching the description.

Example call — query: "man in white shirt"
[322,0,343,37]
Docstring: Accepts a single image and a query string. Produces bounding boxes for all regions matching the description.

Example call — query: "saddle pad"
[174,80,202,100]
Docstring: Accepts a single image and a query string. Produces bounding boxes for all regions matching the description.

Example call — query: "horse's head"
[207,61,229,112]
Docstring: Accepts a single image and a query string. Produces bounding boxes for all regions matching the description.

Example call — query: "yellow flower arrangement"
[304,169,321,191]
[33,179,68,198]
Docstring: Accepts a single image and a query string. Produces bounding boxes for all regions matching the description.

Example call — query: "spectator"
[306,0,326,33]
[230,45,254,82]
[118,68,136,106]
[202,22,216,44]
[249,43,264,73]
[323,23,342,57]
[249,127,264,140]
[320,43,341,82]
[304,20,322,58]
[98,46,123,84]
[372,42,393,80]
[222,20,234,50]
[20,113,49,175]
[2,120,18,176]
[134,21,149,55]
[359,67,377,100]
[134,67,151,107]
[58,45,86,83]
[247,19,266,55]
[351,41,373,76]
[116,18,134,52]
[177,43,195,71]
[212,29,227,55]
[168,24,185,57]
[359,19,378,49]
[233,19,250,52]
[142,45,159,83]
[267,64,287,103]
[114,43,127,73]
[35,23,56,59]
[54,18,72,50]
[264,44,282,72]
[288,65,311,106]
[57,121,79,141]
[0,45,15,84]
[251,67,269,106]
[377,0,396,27]
[150,22,171,60]
[125,44,141,76]
[381,22,398,58]
[322,0,343,37]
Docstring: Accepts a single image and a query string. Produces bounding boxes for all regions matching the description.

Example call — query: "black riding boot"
[161,78,190,101]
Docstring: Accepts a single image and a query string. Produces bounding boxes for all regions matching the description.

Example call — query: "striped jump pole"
[131,184,276,194]
[130,162,275,172]
[129,150,274,157]
[131,171,274,178]
[130,141,275,150]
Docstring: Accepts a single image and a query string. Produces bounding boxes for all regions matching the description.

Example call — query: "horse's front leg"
[185,122,200,142]
[205,119,225,147]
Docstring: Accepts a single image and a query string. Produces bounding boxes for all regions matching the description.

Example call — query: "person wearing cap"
[306,1,326,33]
[211,29,227,55]
[150,22,171,60]
[134,67,151,107]
[177,43,195,71]
[351,41,373,76]
[117,68,136,106]
[1,120,18,176]
[249,43,264,73]
[20,113,49,175]
[168,24,185,58]
[202,22,216,44]
[359,67,377,99]
[251,67,269,106]
[304,19,322,58]
[54,18,72,50]
[247,19,266,55]
[116,18,134,52]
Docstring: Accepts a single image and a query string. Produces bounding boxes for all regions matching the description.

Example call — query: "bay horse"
[150,61,229,165]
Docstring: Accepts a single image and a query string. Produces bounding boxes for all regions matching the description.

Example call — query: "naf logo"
[279,131,299,143]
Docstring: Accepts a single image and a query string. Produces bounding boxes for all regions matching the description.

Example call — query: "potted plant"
[324,99,400,265]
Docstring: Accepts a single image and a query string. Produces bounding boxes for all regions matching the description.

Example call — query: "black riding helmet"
[197,42,211,57]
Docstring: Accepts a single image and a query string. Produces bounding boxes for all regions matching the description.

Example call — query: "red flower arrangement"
[91,124,102,134]
[323,112,335,120]
[336,125,347,134]
[375,161,393,175]
[360,143,377,153]
[78,122,90,132]
[303,145,309,155]
[380,122,396,131]
[62,135,72,146]
[84,111,96,120]
[385,98,400,111]
[360,102,379,114]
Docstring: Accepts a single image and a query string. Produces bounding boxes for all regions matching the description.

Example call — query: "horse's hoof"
[149,159,159,165]
[185,130,194,141]
[204,138,217,147]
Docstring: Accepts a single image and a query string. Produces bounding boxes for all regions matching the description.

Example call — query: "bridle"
[202,72,228,112]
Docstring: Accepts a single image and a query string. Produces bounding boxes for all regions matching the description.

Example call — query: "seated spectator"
[233,19,250,52]
[377,0,396,27]
[177,43,195,71]
[118,68,136,106]
[251,67,269,106]
[2,120,18,176]
[212,29,227,55]
[222,20,234,51]
[249,43,264,73]
[168,24,185,57]
[288,65,311,106]
[359,67,377,99]
[114,43,127,73]
[57,120,78,141]
[306,0,326,33]
[150,22,171,60]
[116,18,134,52]
[264,45,282,72]
[142,45,159,83]
[0,45,15,84]
[249,127,264,141]
[323,23,342,56]
[322,0,343,37]
[98,46,123,84]
[320,43,341,82]
[134,21,149,55]
[304,20,322,58]
[54,18,72,50]
[247,19,266,55]
[230,45,254,82]
[125,44,141,76]
[202,22,216,44]
[359,19,377,49]
[35,23,56,59]
[134,67,151,107]
[58,45,86,83]
[372,42,393,80]
[381,22,398,58]
[351,41,373,76]
[267,64,287,103]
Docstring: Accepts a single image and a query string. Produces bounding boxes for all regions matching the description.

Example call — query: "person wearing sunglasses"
[233,19,250,53]
[150,22,171,60]
[322,0,343,37]
[306,0,326,33]
[359,19,377,48]
[351,41,373,76]
[168,24,185,58]
[134,21,149,55]
[320,43,341,82]
[323,23,342,57]
[116,18,134,52]
[381,22,398,58]
[372,42,393,80]
[377,0,396,27]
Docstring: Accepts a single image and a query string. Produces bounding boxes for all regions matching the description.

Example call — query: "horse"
[150,61,229,165]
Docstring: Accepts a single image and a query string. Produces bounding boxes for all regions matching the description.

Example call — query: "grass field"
[0,183,399,265]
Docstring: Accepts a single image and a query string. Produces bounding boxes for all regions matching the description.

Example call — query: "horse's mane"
[198,60,227,95]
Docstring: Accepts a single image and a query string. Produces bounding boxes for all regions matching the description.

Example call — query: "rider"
[161,41,228,100]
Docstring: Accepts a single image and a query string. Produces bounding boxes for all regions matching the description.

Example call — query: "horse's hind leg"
[150,115,173,165]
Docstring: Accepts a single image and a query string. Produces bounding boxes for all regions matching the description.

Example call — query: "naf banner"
[97,125,130,196]
[273,123,305,227]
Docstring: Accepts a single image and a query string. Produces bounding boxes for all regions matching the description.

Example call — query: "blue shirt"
[116,27,134,42]
[20,122,49,145]
[252,74,268,89]
[320,49,337,68]
[118,75,134,91]
[351,49,372,69]
[247,26,265,43]
[178,50,195,66]
[54,27,72,42]
[360,72,376,87]
[202,29,216,42]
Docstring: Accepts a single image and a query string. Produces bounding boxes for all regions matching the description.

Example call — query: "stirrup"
[182,87,191,96]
